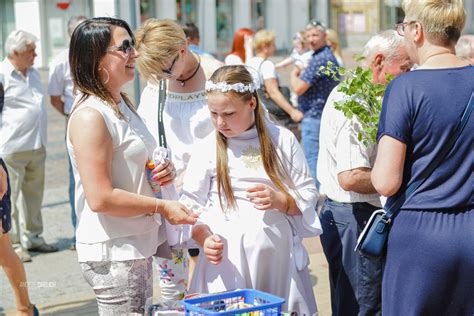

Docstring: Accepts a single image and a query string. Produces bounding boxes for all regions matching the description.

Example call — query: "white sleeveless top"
[67,95,165,262]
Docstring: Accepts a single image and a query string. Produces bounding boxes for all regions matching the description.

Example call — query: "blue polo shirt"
[298,45,339,119]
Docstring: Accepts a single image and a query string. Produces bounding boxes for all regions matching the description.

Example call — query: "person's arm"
[244,35,254,62]
[0,163,7,200]
[264,78,303,122]
[69,107,197,224]
[50,96,66,116]
[192,224,224,265]
[338,167,377,194]
[290,67,311,96]
[275,56,294,69]
[371,135,406,196]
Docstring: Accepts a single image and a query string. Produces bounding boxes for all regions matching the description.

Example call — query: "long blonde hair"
[208,65,296,212]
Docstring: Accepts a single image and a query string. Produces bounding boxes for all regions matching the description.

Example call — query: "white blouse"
[67,95,164,262]
[138,82,214,191]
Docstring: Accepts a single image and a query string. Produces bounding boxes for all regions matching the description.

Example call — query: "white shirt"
[317,87,381,206]
[138,82,214,191]
[224,54,244,65]
[67,95,164,262]
[290,49,313,69]
[0,58,47,155]
[48,49,75,114]
[246,56,278,86]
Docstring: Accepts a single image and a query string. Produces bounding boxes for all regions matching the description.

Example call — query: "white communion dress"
[182,122,322,315]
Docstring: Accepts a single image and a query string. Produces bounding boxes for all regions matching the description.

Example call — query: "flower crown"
[205,80,260,93]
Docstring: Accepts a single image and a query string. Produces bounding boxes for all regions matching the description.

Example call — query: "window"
[177,0,198,24]
[216,0,233,53]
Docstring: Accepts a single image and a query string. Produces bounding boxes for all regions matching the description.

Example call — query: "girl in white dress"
[182,65,322,315]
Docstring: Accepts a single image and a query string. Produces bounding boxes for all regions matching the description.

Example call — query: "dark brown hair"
[69,17,135,118]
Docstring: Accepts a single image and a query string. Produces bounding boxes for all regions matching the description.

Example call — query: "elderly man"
[48,15,86,251]
[290,20,340,188]
[317,30,412,315]
[0,30,56,262]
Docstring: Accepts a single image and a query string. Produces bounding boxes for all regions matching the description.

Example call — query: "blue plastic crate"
[181,289,285,315]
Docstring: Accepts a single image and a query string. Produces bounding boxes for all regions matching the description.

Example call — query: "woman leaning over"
[67,17,196,315]
[135,19,214,307]
[371,0,473,314]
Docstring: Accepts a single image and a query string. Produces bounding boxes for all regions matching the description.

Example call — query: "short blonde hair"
[135,19,187,82]
[402,0,465,45]
[253,29,276,53]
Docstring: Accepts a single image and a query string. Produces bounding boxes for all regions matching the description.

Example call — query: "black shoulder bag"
[257,59,292,121]
[356,92,474,260]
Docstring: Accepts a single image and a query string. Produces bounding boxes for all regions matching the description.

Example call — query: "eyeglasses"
[395,21,417,36]
[306,20,326,32]
[161,54,179,78]
[107,39,134,56]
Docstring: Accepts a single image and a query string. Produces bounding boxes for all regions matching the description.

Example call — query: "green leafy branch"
[319,59,392,146]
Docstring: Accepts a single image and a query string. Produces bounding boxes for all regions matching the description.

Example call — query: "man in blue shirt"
[291,20,339,188]
[182,23,213,58]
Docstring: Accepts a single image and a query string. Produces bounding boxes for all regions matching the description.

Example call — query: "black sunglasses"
[107,39,134,55]
[162,54,179,78]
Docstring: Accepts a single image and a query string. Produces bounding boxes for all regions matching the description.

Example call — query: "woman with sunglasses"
[67,17,197,315]
[135,19,214,308]
[372,0,473,314]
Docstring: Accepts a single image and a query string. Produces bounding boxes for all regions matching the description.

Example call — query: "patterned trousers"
[80,257,153,315]
[155,248,189,308]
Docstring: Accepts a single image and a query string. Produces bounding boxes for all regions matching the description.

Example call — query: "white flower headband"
[205,80,260,93]
[205,66,261,93]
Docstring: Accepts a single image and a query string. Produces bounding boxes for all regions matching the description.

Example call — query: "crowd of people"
[0,0,473,315]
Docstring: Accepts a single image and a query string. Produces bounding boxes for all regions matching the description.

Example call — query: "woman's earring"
[98,67,110,84]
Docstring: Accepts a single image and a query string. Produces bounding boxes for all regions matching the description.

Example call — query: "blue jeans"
[319,198,382,316]
[301,117,320,189]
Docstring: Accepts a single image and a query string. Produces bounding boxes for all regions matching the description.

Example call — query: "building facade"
[1,0,473,68]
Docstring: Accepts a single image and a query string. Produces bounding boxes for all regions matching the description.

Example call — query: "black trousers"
[319,198,383,316]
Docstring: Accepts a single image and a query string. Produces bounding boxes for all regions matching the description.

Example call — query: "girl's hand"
[246,184,287,212]
[160,200,198,225]
[203,234,224,265]
[150,159,176,187]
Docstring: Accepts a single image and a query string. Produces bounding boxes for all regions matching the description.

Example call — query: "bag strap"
[157,80,167,148]
[257,59,266,91]
[384,92,474,222]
